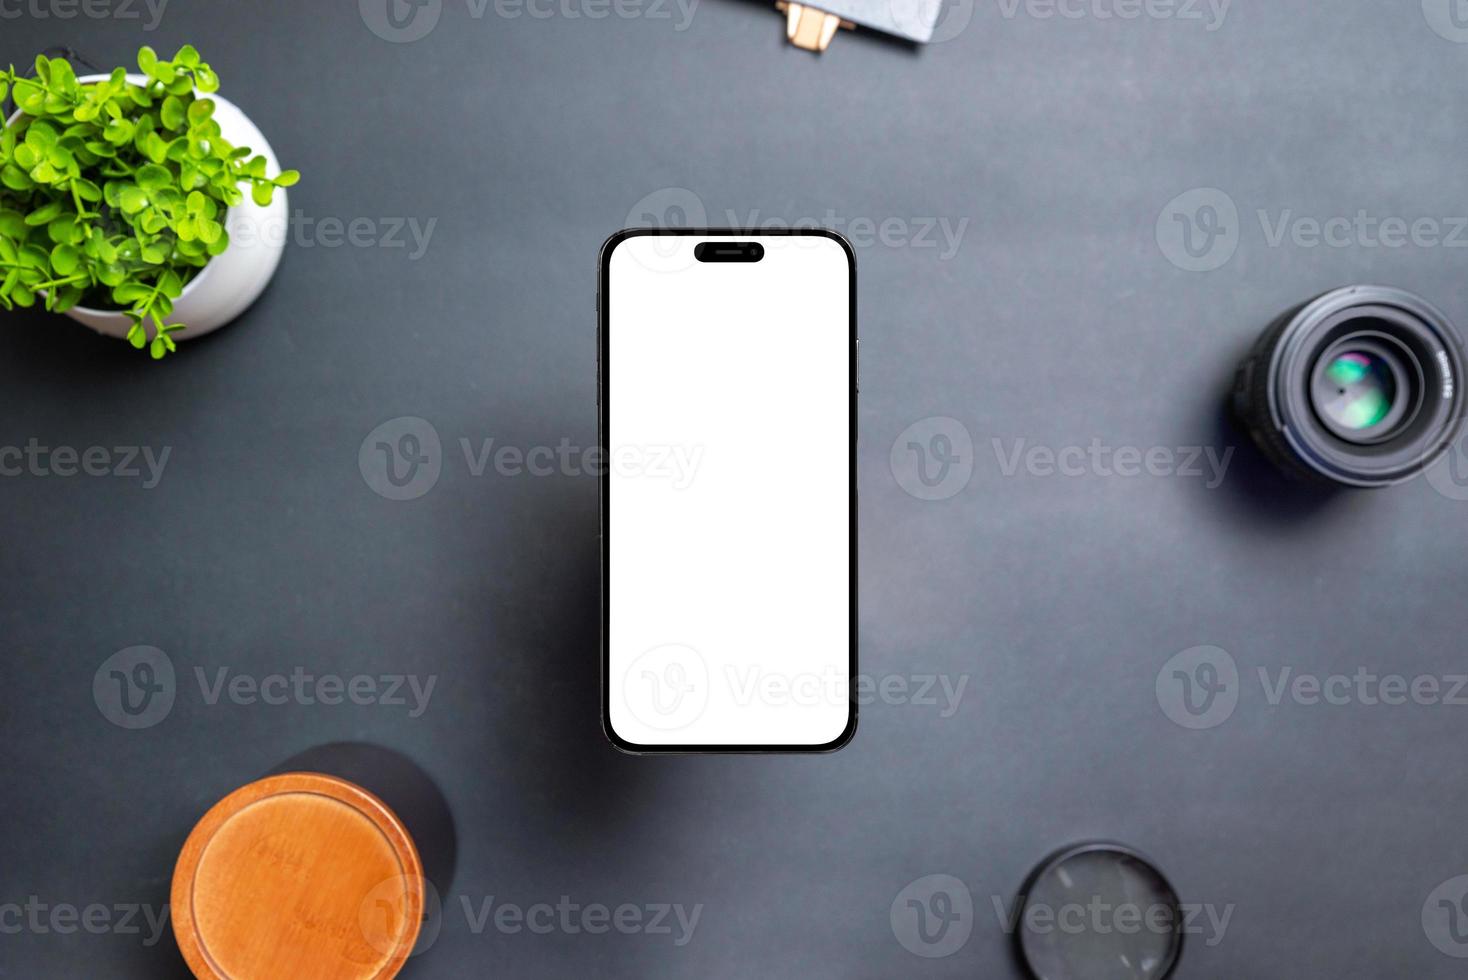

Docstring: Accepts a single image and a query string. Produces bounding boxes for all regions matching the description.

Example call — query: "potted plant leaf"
[0,46,297,357]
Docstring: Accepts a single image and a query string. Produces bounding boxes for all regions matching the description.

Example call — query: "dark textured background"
[4,0,1468,976]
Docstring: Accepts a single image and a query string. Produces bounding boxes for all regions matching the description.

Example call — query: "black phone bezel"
[597,227,859,754]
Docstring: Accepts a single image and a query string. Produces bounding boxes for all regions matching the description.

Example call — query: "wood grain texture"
[171,773,424,980]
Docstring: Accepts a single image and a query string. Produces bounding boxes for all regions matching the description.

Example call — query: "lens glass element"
[1319,351,1397,432]
[1017,845,1182,980]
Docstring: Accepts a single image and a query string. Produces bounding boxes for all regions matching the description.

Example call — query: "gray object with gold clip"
[775,0,943,50]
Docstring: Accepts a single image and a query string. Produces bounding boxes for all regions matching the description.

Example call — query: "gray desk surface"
[5,1,1468,976]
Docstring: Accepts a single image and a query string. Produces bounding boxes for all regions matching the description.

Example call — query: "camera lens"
[1234,286,1466,487]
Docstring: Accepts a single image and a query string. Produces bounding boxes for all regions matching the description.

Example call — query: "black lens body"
[1233,286,1466,487]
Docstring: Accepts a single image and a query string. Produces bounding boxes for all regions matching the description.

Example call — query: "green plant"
[0,46,297,357]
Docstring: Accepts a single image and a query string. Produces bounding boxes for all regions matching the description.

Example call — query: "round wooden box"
[171,773,424,979]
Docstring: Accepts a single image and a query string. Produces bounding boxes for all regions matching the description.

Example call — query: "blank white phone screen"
[605,234,853,749]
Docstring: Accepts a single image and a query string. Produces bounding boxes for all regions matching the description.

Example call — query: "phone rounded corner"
[600,229,646,270]
[813,706,858,754]
[806,228,857,272]
[602,712,650,755]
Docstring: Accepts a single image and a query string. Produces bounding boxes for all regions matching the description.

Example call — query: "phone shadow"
[468,478,674,843]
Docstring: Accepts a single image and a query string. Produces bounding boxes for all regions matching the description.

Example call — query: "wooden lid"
[171,773,424,980]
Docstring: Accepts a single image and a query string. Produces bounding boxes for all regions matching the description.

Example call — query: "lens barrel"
[1234,286,1466,487]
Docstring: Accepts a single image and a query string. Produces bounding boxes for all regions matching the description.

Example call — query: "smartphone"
[599,229,857,752]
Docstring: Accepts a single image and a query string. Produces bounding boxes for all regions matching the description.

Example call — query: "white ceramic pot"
[5,72,288,343]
